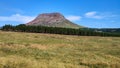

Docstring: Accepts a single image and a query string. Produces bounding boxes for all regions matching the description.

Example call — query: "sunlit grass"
[0,31,120,68]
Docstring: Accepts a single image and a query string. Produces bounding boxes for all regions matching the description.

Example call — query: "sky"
[0,0,120,28]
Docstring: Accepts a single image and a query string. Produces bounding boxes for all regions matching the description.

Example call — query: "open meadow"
[0,31,120,68]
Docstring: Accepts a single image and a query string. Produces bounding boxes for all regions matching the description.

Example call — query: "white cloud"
[66,15,82,21]
[85,11,102,19]
[0,14,35,23]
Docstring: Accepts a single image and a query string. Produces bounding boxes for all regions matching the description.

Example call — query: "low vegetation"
[0,31,120,68]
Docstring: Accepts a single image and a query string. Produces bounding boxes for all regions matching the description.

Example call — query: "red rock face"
[26,13,66,25]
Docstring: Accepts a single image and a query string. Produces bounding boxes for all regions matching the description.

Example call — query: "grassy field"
[0,31,120,68]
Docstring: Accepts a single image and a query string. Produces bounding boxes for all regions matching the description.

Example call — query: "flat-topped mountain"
[26,12,82,28]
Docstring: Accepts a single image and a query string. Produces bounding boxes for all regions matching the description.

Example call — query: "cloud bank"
[0,14,35,23]
[66,15,82,21]
[85,11,102,19]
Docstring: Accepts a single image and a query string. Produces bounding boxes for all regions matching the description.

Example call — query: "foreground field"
[0,31,120,68]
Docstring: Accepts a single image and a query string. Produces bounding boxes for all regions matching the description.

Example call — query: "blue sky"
[0,0,120,28]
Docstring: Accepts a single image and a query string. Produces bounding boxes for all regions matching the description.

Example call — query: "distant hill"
[26,12,83,28]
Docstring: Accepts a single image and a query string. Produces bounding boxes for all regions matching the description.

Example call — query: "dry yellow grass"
[0,31,120,68]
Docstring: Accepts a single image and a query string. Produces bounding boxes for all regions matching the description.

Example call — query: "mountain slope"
[26,12,83,28]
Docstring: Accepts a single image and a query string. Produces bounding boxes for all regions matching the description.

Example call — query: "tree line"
[1,24,120,37]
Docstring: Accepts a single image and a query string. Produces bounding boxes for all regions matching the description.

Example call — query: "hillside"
[0,31,120,68]
[26,13,82,28]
